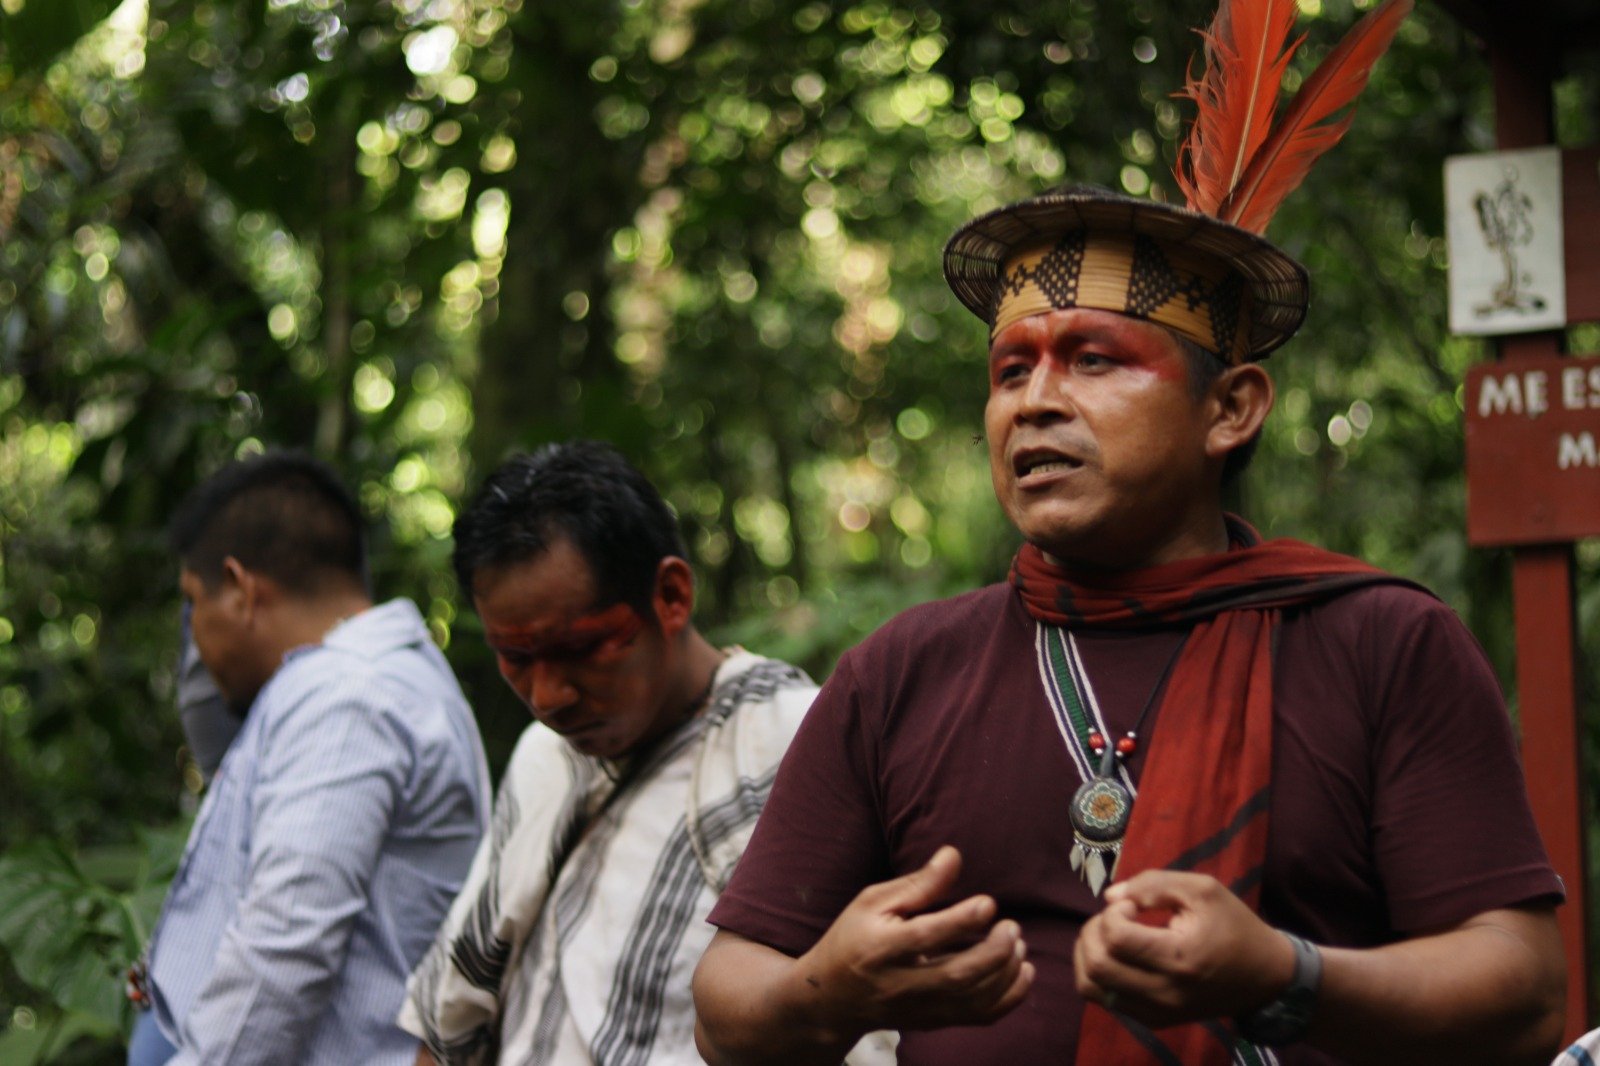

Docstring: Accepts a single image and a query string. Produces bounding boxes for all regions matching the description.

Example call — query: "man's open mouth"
[1014,450,1083,478]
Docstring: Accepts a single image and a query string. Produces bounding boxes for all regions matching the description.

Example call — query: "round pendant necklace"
[1068,632,1190,895]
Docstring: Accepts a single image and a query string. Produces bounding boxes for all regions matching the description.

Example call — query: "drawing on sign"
[1472,165,1548,318]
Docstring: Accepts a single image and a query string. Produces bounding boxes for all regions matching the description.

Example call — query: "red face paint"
[470,539,685,760]
[485,602,644,663]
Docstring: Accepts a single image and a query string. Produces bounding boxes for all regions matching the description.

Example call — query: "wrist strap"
[1283,930,1323,996]
[1235,929,1323,1047]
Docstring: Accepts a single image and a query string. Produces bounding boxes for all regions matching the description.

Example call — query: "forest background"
[1,0,1596,1060]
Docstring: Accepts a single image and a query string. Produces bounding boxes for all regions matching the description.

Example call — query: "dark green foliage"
[0,823,187,1062]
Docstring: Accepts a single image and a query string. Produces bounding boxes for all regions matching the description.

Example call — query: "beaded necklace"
[1035,625,1189,896]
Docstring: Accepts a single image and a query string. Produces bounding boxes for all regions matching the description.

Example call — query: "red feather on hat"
[1175,0,1414,234]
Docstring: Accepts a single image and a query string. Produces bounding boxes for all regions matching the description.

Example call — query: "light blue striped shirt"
[147,599,490,1066]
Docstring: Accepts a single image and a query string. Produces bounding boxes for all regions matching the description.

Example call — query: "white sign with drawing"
[1445,146,1565,335]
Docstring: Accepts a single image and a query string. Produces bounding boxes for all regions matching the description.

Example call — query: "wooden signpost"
[1444,10,1597,1037]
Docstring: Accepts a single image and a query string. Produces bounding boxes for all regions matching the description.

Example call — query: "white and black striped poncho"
[398,651,819,1065]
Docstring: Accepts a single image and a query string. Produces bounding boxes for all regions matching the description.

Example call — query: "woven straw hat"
[942,184,1309,362]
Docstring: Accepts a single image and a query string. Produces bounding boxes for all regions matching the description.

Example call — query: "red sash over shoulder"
[1010,517,1412,1065]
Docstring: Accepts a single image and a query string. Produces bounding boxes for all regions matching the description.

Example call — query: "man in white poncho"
[399,440,834,1065]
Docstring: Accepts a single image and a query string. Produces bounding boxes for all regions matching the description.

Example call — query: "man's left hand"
[1073,869,1295,1028]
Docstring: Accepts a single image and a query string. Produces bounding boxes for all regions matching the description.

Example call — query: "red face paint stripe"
[485,602,644,658]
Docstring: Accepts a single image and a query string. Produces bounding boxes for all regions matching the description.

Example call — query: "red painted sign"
[1464,351,1600,545]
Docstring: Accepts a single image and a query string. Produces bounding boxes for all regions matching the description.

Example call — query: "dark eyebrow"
[990,321,1130,360]
[486,634,586,660]
[988,338,1032,362]
[485,604,642,658]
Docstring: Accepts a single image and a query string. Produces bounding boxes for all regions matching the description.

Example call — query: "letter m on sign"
[1559,432,1598,469]
[1478,374,1524,416]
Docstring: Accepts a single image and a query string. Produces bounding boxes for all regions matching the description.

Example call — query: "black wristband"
[1234,930,1322,1047]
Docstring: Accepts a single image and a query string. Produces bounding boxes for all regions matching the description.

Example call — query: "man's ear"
[651,556,696,639]
[219,557,262,623]
[1206,363,1274,461]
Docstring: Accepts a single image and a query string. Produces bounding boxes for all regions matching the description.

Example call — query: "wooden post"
[1489,25,1592,1037]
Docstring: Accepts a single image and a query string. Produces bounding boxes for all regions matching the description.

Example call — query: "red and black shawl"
[1010,517,1412,1065]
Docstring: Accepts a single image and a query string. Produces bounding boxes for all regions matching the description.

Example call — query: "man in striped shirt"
[130,453,490,1066]
[397,442,888,1066]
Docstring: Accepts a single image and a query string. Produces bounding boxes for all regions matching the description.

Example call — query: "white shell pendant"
[1085,849,1108,897]
[1071,836,1122,897]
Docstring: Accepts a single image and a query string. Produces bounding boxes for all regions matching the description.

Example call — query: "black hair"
[1173,332,1262,486]
[169,451,368,596]
[451,440,685,613]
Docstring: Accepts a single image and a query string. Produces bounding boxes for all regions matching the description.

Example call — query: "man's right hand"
[786,845,1034,1038]
[693,845,1033,1065]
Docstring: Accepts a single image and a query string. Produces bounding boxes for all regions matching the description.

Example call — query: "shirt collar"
[285,598,430,663]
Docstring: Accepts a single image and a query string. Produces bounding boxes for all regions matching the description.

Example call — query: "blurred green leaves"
[0,822,187,1061]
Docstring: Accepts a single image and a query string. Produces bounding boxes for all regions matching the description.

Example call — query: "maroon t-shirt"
[708,581,1562,1063]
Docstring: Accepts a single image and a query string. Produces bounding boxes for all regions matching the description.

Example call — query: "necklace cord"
[1097,631,1192,776]
[1131,631,1192,737]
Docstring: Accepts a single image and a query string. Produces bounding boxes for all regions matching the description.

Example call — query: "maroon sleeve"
[707,651,892,957]
[1364,591,1564,931]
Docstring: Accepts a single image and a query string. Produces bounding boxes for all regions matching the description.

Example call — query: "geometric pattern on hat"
[992,229,1252,362]
[1127,233,1195,315]
[1126,234,1244,358]
[996,231,1086,315]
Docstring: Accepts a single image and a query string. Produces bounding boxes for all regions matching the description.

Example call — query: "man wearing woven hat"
[692,2,1567,1062]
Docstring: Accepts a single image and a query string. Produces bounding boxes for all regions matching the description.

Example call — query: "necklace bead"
[1116,735,1137,755]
